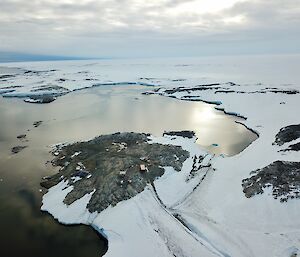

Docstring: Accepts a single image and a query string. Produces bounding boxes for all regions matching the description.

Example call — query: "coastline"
[40,79,300,256]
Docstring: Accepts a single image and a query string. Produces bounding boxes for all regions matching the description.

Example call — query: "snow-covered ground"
[41,81,299,257]
[41,85,300,256]
[42,135,222,257]
[0,59,203,99]
[145,82,300,256]
[1,56,299,256]
[1,55,300,100]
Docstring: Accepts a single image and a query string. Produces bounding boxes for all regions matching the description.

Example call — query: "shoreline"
[40,80,300,257]
[1,58,299,257]
[41,132,219,257]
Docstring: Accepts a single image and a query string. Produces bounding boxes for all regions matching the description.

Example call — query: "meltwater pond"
[0,84,257,257]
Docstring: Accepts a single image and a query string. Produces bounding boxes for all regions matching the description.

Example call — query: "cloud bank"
[0,0,299,57]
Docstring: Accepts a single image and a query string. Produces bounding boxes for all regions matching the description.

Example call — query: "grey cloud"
[0,0,299,57]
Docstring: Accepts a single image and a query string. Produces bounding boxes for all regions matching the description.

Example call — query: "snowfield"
[145,82,300,256]
[41,80,300,256]
[0,59,204,100]
[1,55,299,102]
[1,57,299,256]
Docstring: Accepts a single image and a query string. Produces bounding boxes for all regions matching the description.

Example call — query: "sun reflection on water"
[192,105,217,124]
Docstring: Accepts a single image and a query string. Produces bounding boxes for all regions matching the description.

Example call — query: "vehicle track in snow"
[148,155,231,257]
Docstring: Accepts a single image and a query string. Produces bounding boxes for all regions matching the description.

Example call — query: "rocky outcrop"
[274,124,300,147]
[24,95,56,104]
[281,142,300,152]
[41,132,190,213]
[33,121,43,127]
[11,145,28,154]
[242,161,300,202]
[163,130,195,139]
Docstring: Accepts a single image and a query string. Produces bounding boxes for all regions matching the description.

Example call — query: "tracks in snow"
[148,154,231,257]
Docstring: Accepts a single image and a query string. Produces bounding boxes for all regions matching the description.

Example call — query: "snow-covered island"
[40,80,300,257]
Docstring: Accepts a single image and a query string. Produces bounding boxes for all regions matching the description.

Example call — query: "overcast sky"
[0,0,300,58]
